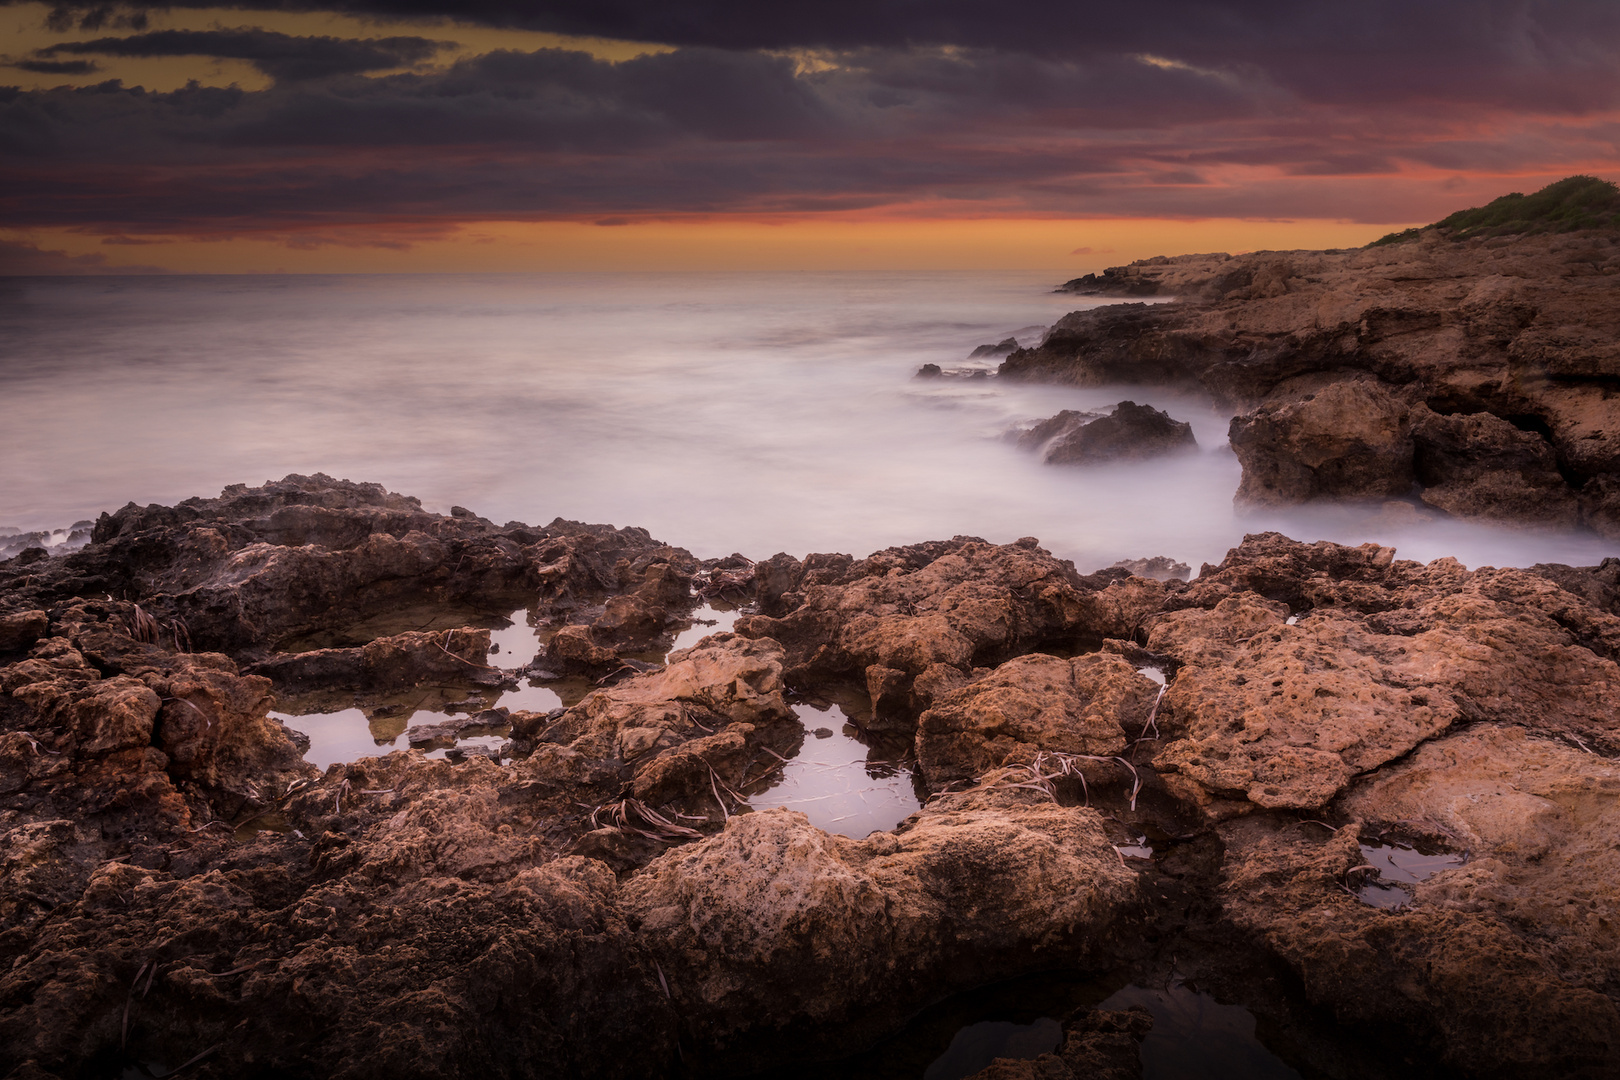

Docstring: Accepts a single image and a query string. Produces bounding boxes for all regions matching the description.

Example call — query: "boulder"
[1043,402,1197,465]
[1229,379,1415,505]
[621,786,1136,1066]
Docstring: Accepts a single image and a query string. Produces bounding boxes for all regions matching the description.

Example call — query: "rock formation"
[3,476,1619,1079]
[1004,178,1620,535]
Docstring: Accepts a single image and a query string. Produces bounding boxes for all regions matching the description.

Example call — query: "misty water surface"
[1,271,1612,572]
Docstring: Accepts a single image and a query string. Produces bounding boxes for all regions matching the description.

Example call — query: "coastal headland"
[3,181,1619,1079]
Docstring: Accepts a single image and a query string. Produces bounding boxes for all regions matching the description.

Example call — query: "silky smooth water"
[2,272,1613,572]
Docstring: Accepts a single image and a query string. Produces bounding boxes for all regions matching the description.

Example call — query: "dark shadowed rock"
[1044,402,1197,465]
[969,337,1020,358]
[916,363,943,378]
[1411,404,1580,526]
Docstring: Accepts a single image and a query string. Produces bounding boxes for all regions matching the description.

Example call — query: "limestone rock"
[1229,379,1415,505]
[621,789,1136,1065]
[915,653,1159,790]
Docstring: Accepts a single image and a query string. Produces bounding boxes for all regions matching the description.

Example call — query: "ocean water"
[1,271,1613,572]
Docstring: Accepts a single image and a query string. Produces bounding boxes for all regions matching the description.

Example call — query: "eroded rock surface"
[1006,230,1620,533]
[3,479,1618,1079]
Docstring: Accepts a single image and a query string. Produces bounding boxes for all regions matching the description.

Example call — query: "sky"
[2,0,1619,272]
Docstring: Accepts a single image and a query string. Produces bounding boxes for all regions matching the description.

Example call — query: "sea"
[2,270,1613,572]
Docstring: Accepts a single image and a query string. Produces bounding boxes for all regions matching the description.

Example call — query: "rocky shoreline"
[1,470,1617,1079]
[1010,227,1620,535]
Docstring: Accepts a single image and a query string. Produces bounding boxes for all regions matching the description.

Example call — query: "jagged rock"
[1218,815,1620,1077]
[621,785,1136,1067]
[1148,534,1620,815]
[969,337,1020,358]
[1013,409,1093,453]
[1043,401,1195,464]
[734,537,1156,714]
[247,627,497,692]
[915,653,1158,790]
[916,363,943,377]
[0,610,49,653]
[1229,379,1415,505]
[1008,229,1620,530]
[1410,404,1579,526]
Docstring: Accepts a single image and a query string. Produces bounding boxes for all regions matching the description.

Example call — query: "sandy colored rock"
[1148,534,1620,813]
[1218,816,1620,1077]
[736,537,1151,710]
[1005,231,1620,529]
[915,653,1158,790]
[1340,725,1620,994]
[621,787,1136,1066]
[1229,378,1415,505]
[1410,404,1579,525]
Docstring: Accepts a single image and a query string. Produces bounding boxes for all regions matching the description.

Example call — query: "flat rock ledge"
[1,475,1618,1079]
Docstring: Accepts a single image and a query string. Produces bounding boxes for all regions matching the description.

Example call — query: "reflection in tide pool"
[748,702,921,837]
[276,708,399,771]
[924,1017,1062,1080]
[1100,982,1301,1080]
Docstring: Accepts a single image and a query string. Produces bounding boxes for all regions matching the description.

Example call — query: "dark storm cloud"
[1,2,1617,237]
[34,28,454,81]
[19,0,1620,111]
[6,56,100,74]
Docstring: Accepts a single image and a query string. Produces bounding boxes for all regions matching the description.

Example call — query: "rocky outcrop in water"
[3,476,1619,1079]
[1006,224,1620,534]
[1016,402,1196,465]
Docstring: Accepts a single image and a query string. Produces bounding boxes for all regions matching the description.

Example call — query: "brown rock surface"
[915,653,1159,790]
[621,786,1136,1067]
[1147,534,1620,812]
[1004,229,1620,532]
[1218,816,1620,1077]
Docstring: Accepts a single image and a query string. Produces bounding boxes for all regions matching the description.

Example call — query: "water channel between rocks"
[271,605,926,839]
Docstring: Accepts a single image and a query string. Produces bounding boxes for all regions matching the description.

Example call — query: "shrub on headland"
[1368,174,1620,246]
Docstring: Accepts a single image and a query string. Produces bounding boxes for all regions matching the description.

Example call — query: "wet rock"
[1043,402,1196,465]
[1109,556,1191,581]
[915,653,1159,790]
[540,623,622,676]
[1410,404,1580,526]
[248,627,497,693]
[916,363,943,377]
[1339,725,1620,998]
[1230,379,1416,505]
[406,708,511,751]
[621,786,1136,1068]
[1012,409,1093,453]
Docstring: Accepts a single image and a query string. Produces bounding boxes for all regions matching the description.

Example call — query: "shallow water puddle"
[666,602,740,658]
[1354,840,1467,908]
[486,608,545,666]
[274,707,512,770]
[923,1017,1062,1080]
[1100,983,1303,1080]
[747,702,922,837]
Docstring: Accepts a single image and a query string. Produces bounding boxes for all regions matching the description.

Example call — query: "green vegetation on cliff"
[1370,175,1620,246]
